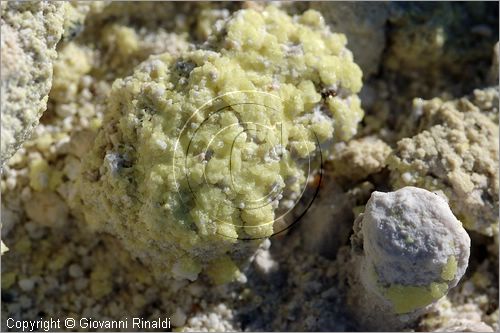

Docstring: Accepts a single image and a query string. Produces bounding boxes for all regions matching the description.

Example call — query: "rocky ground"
[1,2,498,332]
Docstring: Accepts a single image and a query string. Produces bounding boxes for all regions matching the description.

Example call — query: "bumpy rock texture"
[389,88,499,236]
[349,187,471,330]
[330,136,391,183]
[283,2,389,78]
[1,2,65,164]
[74,6,364,283]
[1,2,497,332]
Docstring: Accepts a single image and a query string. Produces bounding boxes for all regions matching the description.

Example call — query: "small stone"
[18,278,35,292]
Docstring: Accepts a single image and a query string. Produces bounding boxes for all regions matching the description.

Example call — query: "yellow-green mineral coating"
[76,6,363,282]
[363,262,444,315]
[383,282,448,314]
[441,256,458,281]
[357,187,471,319]
[381,256,457,314]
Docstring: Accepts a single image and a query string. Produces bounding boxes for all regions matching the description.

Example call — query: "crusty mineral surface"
[389,88,499,236]
[0,2,497,332]
[74,6,364,283]
[282,2,389,78]
[1,2,65,165]
[330,136,391,183]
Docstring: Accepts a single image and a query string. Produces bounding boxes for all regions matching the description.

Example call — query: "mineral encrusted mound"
[388,88,499,236]
[75,6,364,283]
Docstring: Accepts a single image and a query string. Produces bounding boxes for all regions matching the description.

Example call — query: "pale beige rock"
[1,2,65,164]
[330,136,391,182]
[389,88,499,236]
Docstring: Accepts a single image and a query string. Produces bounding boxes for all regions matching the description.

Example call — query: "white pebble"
[401,172,412,183]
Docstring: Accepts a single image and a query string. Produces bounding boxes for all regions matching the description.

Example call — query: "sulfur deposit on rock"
[349,187,471,330]
[388,88,499,236]
[60,2,92,42]
[1,3,497,331]
[71,2,234,78]
[1,2,65,164]
[330,136,391,182]
[75,6,364,283]
[283,2,389,78]
[49,42,93,105]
